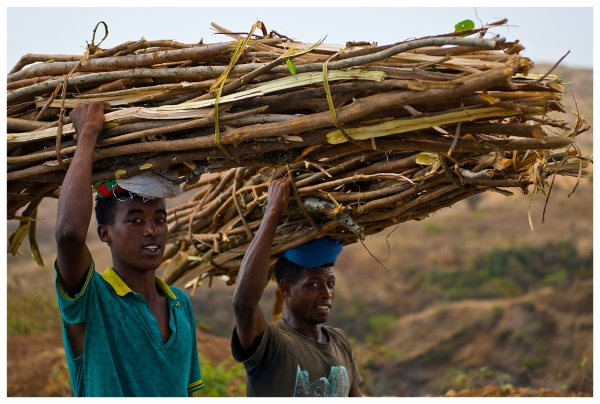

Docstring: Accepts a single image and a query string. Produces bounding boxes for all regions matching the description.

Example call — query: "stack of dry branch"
[7,20,590,275]
[162,141,588,290]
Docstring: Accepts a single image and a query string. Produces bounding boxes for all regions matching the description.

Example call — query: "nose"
[144,220,159,237]
[320,285,333,299]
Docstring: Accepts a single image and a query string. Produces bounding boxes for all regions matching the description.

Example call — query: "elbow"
[55,225,87,248]
[232,293,243,313]
[232,292,254,317]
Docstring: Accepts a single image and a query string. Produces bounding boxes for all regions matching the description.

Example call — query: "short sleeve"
[231,321,276,369]
[337,328,363,390]
[54,257,97,324]
[350,349,363,390]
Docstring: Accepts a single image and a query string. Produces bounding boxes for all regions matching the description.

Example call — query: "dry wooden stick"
[6,20,590,273]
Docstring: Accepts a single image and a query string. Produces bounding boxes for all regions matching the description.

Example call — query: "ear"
[279,279,292,298]
[97,224,111,245]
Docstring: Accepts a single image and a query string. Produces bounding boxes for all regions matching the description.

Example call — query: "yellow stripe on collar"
[155,276,177,300]
[100,267,132,296]
[101,267,177,300]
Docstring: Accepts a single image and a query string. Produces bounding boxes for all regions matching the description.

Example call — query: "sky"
[4,5,595,71]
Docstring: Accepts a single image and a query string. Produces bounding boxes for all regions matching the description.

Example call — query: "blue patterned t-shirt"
[55,258,204,397]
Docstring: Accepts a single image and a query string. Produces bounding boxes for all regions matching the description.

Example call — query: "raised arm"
[232,176,290,353]
[55,102,107,296]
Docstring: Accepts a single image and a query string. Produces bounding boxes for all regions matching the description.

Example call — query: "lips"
[142,244,161,254]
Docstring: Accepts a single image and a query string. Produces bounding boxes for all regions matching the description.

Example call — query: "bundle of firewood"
[7,20,590,273]
[162,141,588,289]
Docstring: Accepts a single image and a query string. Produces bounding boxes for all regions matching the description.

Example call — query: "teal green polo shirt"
[55,258,204,397]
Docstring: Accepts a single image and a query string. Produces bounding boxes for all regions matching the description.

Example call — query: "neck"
[284,316,327,343]
[113,266,160,302]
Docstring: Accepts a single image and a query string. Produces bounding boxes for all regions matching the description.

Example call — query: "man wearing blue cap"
[231,177,363,397]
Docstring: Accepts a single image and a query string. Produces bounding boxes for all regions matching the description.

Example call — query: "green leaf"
[454,19,475,37]
[285,58,297,76]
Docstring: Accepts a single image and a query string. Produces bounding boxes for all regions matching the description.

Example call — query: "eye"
[128,217,142,224]
[155,217,166,224]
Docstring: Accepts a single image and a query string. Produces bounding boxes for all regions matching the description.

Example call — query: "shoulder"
[323,325,348,338]
[273,320,301,339]
[263,320,291,346]
[324,326,352,347]
[169,286,194,312]
[169,285,191,301]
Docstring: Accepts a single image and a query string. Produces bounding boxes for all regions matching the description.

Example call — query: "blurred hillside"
[356,277,592,396]
[6,65,593,397]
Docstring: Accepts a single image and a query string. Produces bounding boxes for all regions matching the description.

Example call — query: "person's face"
[284,267,335,326]
[98,197,167,273]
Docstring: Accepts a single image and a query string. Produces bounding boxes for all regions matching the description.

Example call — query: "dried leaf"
[7,224,29,256]
[479,93,500,105]
[281,135,303,142]
[416,152,439,165]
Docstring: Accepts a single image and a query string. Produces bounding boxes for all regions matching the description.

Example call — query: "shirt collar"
[101,267,177,300]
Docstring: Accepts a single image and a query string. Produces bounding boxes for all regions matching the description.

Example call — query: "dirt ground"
[445,385,591,397]
[9,329,590,398]
[7,333,71,397]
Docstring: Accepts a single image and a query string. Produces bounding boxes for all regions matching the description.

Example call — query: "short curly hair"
[94,193,128,225]
[274,256,335,286]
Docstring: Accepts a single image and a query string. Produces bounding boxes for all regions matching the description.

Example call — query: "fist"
[69,102,110,141]
[266,177,291,216]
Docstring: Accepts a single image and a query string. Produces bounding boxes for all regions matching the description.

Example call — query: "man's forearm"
[55,102,107,295]
[56,103,106,241]
[55,129,99,296]
[56,134,97,241]
[233,208,282,308]
[232,177,290,351]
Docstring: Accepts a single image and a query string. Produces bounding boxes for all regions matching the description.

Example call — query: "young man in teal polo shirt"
[54,102,204,396]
